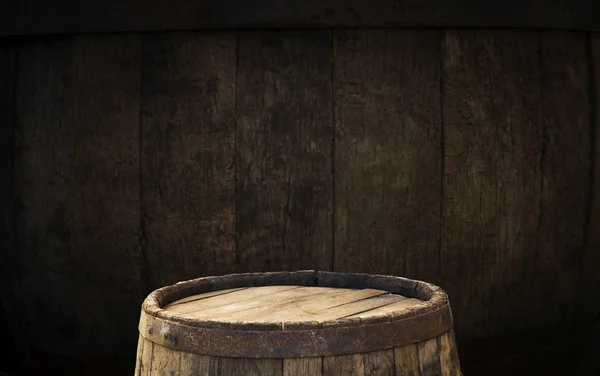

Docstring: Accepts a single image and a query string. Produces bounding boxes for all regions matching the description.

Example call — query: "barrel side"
[135,329,461,375]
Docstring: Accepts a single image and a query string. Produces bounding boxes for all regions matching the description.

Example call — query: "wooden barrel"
[136,271,461,375]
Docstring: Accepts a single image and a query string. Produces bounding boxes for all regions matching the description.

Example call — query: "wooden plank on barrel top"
[141,31,237,288]
[213,287,343,323]
[165,285,300,315]
[164,288,247,308]
[235,29,333,272]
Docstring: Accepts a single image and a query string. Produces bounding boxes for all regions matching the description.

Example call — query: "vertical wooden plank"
[363,349,395,375]
[150,343,182,375]
[538,31,591,331]
[15,34,145,365]
[578,31,600,331]
[323,354,365,376]
[568,32,600,376]
[441,30,544,337]
[15,37,78,359]
[333,29,442,279]
[180,352,220,376]
[220,357,283,376]
[394,344,421,376]
[589,33,600,299]
[135,335,144,375]
[69,32,146,356]
[141,32,237,288]
[438,331,461,375]
[139,338,155,375]
[0,42,26,375]
[283,357,322,375]
[417,337,443,375]
[220,321,283,375]
[236,30,333,272]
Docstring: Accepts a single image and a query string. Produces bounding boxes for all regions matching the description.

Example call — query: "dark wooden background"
[1,28,599,375]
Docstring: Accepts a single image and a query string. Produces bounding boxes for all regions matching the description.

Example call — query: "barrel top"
[139,271,454,358]
[163,285,424,325]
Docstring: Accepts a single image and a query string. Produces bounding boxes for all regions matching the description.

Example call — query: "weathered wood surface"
[2,29,598,375]
[141,32,237,289]
[0,42,24,376]
[440,30,544,337]
[2,0,600,36]
[579,32,600,328]
[135,335,461,375]
[14,35,146,374]
[236,30,333,272]
[163,285,410,322]
[136,273,460,375]
[333,29,442,279]
[537,31,590,331]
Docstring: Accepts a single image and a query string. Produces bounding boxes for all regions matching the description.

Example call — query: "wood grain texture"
[236,30,333,272]
[138,338,154,375]
[363,349,395,375]
[538,31,591,332]
[166,285,301,316]
[180,352,220,376]
[15,34,145,365]
[0,42,25,375]
[440,30,544,337]
[134,334,144,376]
[439,331,461,375]
[136,340,462,376]
[164,286,407,323]
[394,344,420,376]
[14,38,78,360]
[150,343,182,375]
[345,298,419,319]
[577,32,600,325]
[417,337,443,375]
[68,33,146,356]
[141,32,237,288]
[218,289,342,323]
[164,288,247,308]
[6,27,598,376]
[3,0,600,36]
[220,357,283,375]
[283,358,322,376]
[323,354,365,375]
[333,29,442,279]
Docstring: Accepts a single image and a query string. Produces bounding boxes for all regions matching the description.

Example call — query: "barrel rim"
[138,271,454,357]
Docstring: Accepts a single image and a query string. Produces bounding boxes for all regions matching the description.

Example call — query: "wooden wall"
[1,29,599,375]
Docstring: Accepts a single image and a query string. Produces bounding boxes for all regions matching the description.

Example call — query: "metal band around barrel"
[139,302,453,358]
